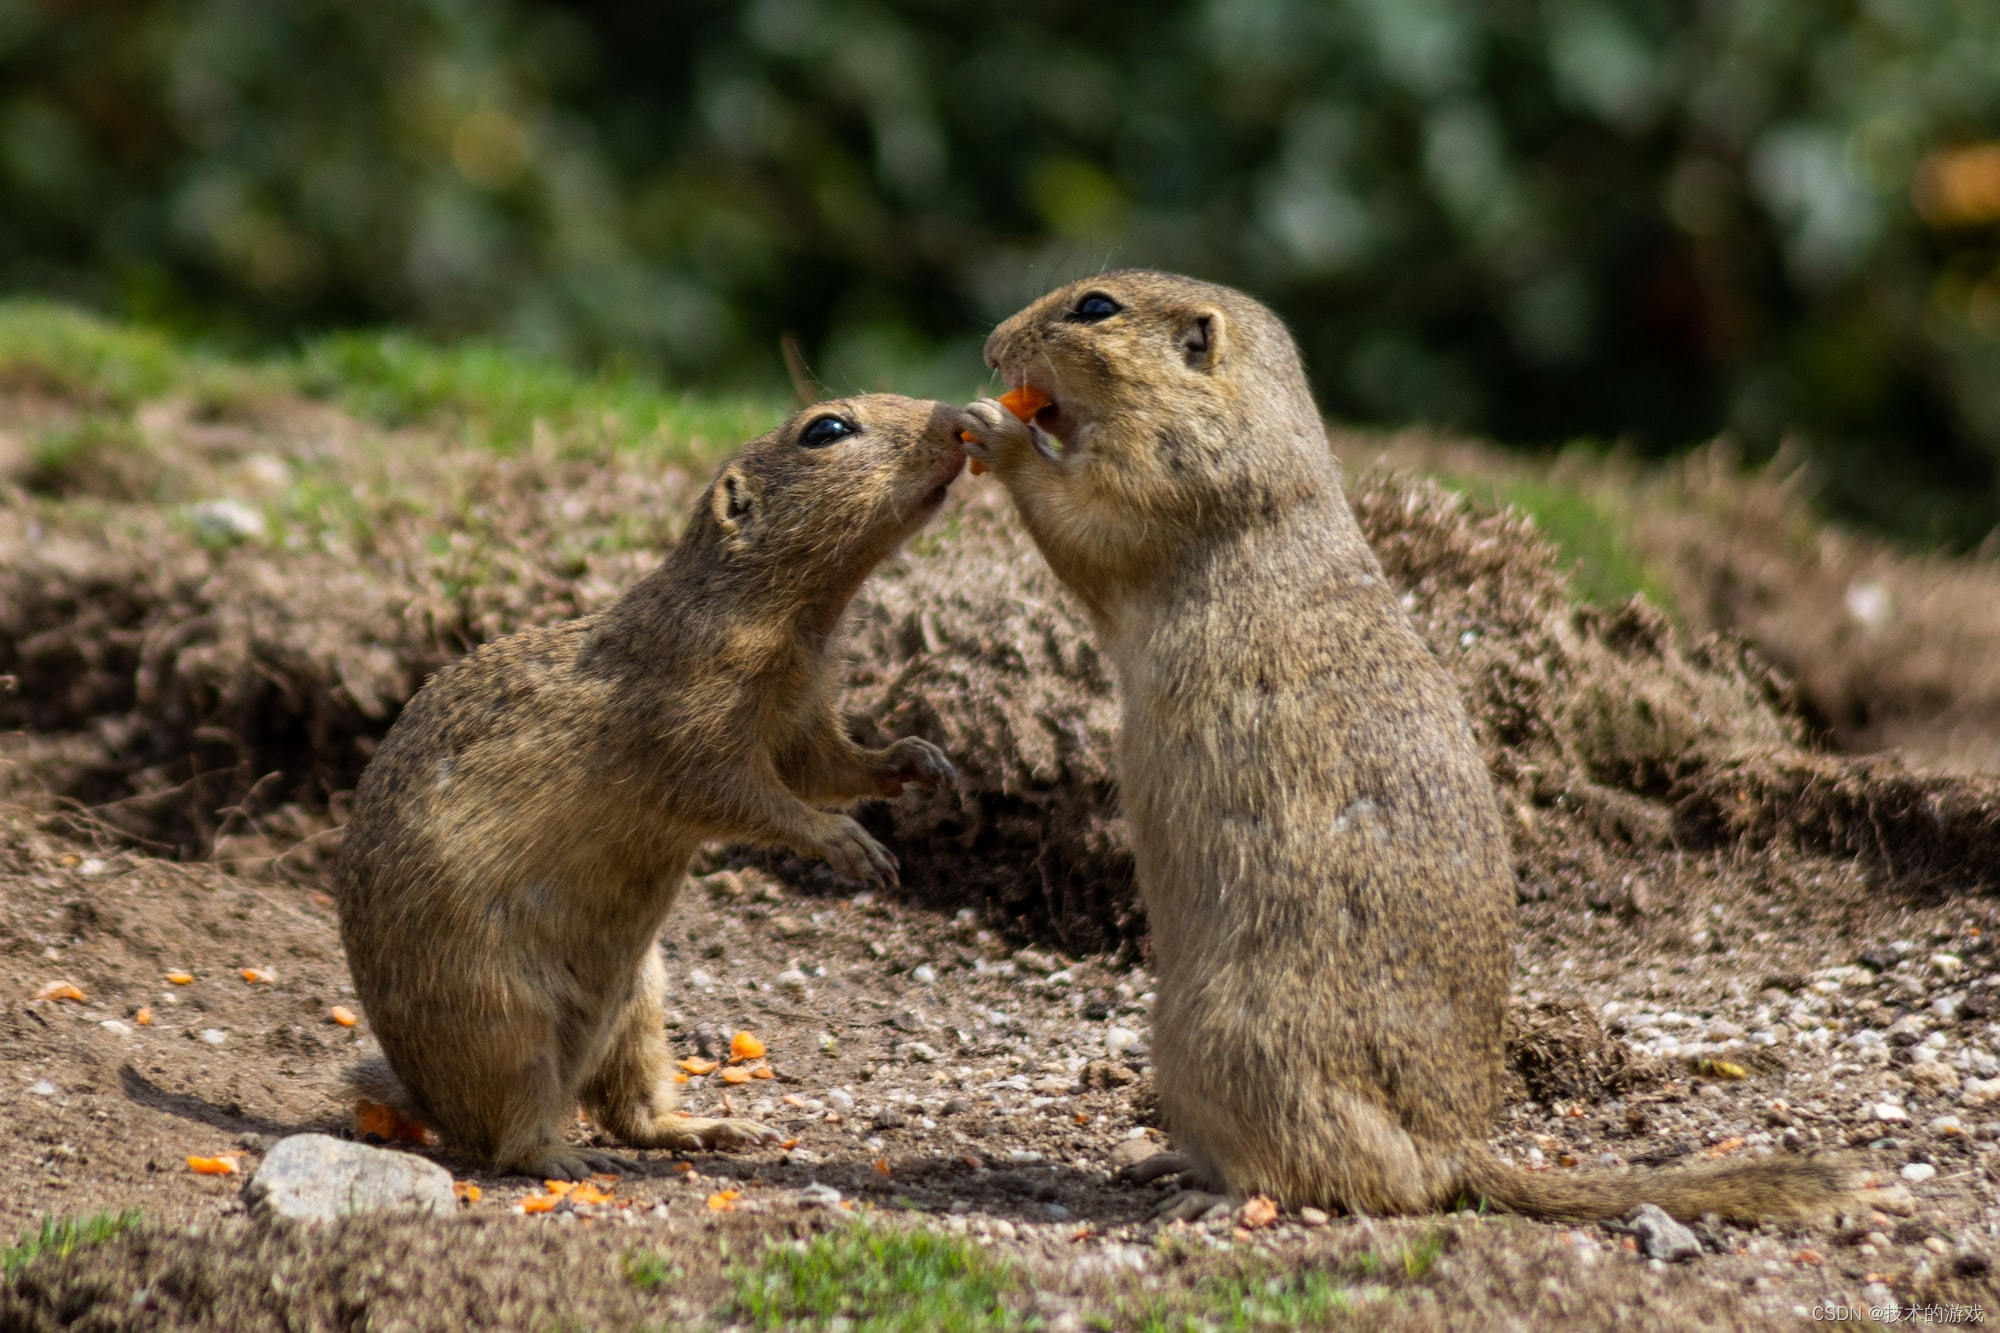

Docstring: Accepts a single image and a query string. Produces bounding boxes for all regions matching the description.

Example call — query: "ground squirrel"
[958,271,1851,1222]
[334,394,964,1180]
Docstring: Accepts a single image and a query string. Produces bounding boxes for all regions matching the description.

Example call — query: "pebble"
[199,1029,227,1046]
[244,1133,454,1224]
[1298,1207,1330,1227]
[911,964,938,985]
[1105,1027,1141,1057]
[1872,1103,1909,1123]
[796,1183,843,1209]
[1962,1076,2000,1106]
[1901,1162,1937,1183]
[28,1079,55,1097]
[1622,1203,1703,1263]
[1924,1237,1951,1255]
[826,1088,854,1112]
[188,498,267,544]
[1107,1138,1159,1173]
[99,1020,131,1038]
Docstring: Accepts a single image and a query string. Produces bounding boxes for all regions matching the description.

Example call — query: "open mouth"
[1004,379,1066,460]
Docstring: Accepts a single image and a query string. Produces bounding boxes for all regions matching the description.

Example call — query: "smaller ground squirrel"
[334,394,965,1180]
[959,271,1854,1222]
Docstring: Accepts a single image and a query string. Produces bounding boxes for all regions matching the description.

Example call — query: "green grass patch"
[0,301,183,406]
[728,1224,1036,1332]
[1438,468,1674,612]
[1,1210,143,1275]
[288,330,782,461]
[623,1247,683,1293]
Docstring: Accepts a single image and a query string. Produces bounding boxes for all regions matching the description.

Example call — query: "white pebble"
[1872,1103,1910,1122]
[28,1079,56,1097]
[826,1088,854,1112]
[1105,1027,1140,1057]
[199,1028,227,1046]
[911,964,938,985]
[1901,1162,1937,1183]
[99,1020,131,1038]
[188,498,267,544]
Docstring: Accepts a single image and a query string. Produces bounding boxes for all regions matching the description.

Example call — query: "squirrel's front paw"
[956,398,1035,469]
[808,814,899,888]
[874,736,958,796]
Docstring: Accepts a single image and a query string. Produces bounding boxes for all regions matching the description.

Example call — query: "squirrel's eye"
[798,415,858,448]
[1068,292,1122,322]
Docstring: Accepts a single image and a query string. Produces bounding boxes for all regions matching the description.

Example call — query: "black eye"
[1067,292,1122,322]
[798,415,857,448]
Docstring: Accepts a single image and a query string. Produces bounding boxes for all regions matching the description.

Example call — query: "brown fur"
[958,271,1852,1222]
[334,394,965,1179]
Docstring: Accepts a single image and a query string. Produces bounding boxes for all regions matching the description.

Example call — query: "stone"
[1623,1203,1702,1263]
[243,1133,455,1224]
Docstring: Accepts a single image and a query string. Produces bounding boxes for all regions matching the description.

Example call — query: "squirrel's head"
[696,393,965,578]
[980,272,1332,597]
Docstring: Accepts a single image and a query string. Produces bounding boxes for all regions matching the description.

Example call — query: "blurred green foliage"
[4,0,1999,544]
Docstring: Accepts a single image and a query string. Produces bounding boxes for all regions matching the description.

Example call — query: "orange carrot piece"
[35,981,85,1003]
[329,1005,359,1027]
[678,1056,719,1076]
[729,1031,766,1063]
[719,1066,751,1085]
[165,971,194,985]
[187,1155,239,1176]
[706,1189,741,1211]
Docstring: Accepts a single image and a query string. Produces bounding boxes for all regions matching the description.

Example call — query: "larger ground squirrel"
[958,271,1850,1221]
[334,394,964,1180]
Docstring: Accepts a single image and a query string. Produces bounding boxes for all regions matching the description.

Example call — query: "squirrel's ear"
[1181,309,1226,372]
[711,464,760,540]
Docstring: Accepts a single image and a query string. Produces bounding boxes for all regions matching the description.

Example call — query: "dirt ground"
[3,386,1999,1328]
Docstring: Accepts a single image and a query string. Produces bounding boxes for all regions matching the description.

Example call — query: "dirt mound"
[1505,1000,1664,1105]
[845,468,2000,950]
[0,402,695,861]
[1631,445,2000,775]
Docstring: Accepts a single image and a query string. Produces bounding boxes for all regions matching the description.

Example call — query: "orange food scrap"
[329,1005,358,1028]
[778,1138,800,1151]
[960,385,1054,473]
[35,981,85,1003]
[453,1181,482,1204]
[1238,1195,1279,1229]
[570,1182,615,1207]
[187,1154,239,1176]
[354,1099,430,1145]
[520,1194,558,1214]
[1705,1136,1746,1159]
[729,1031,766,1063]
[706,1189,741,1212]
[873,1158,892,1178]
[240,968,273,985]
[782,1095,808,1108]
[673,1072,689,1083]
[678,1056,719,1076]
[1794,1249,1824,1266]
[134,1007,153,1026]
[719,1066,752,1086]
[165,972,194,985]
[751,1066,775,1081]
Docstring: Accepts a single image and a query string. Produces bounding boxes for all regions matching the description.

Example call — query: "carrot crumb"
[729,1031,766,1062]
[165,972,194,985]
[719,1066,752,1086]
[453,1182,482,1204]
[35,981,85,1003]
[678,1056,719,1076]
[706,1189,741,1212]
[134,1007,153,1026]
[873,1158,892,1177]
[329,1005,358,1027]
[187,1154,239,1176]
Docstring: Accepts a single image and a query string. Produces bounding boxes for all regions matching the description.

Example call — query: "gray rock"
[1622,1203,1703,1262]
[244,1133,454,1224]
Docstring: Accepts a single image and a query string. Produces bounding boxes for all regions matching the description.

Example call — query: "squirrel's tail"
[1455,1146,1852,1223]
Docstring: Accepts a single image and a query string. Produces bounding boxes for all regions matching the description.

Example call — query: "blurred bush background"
[4,0,1998,546]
